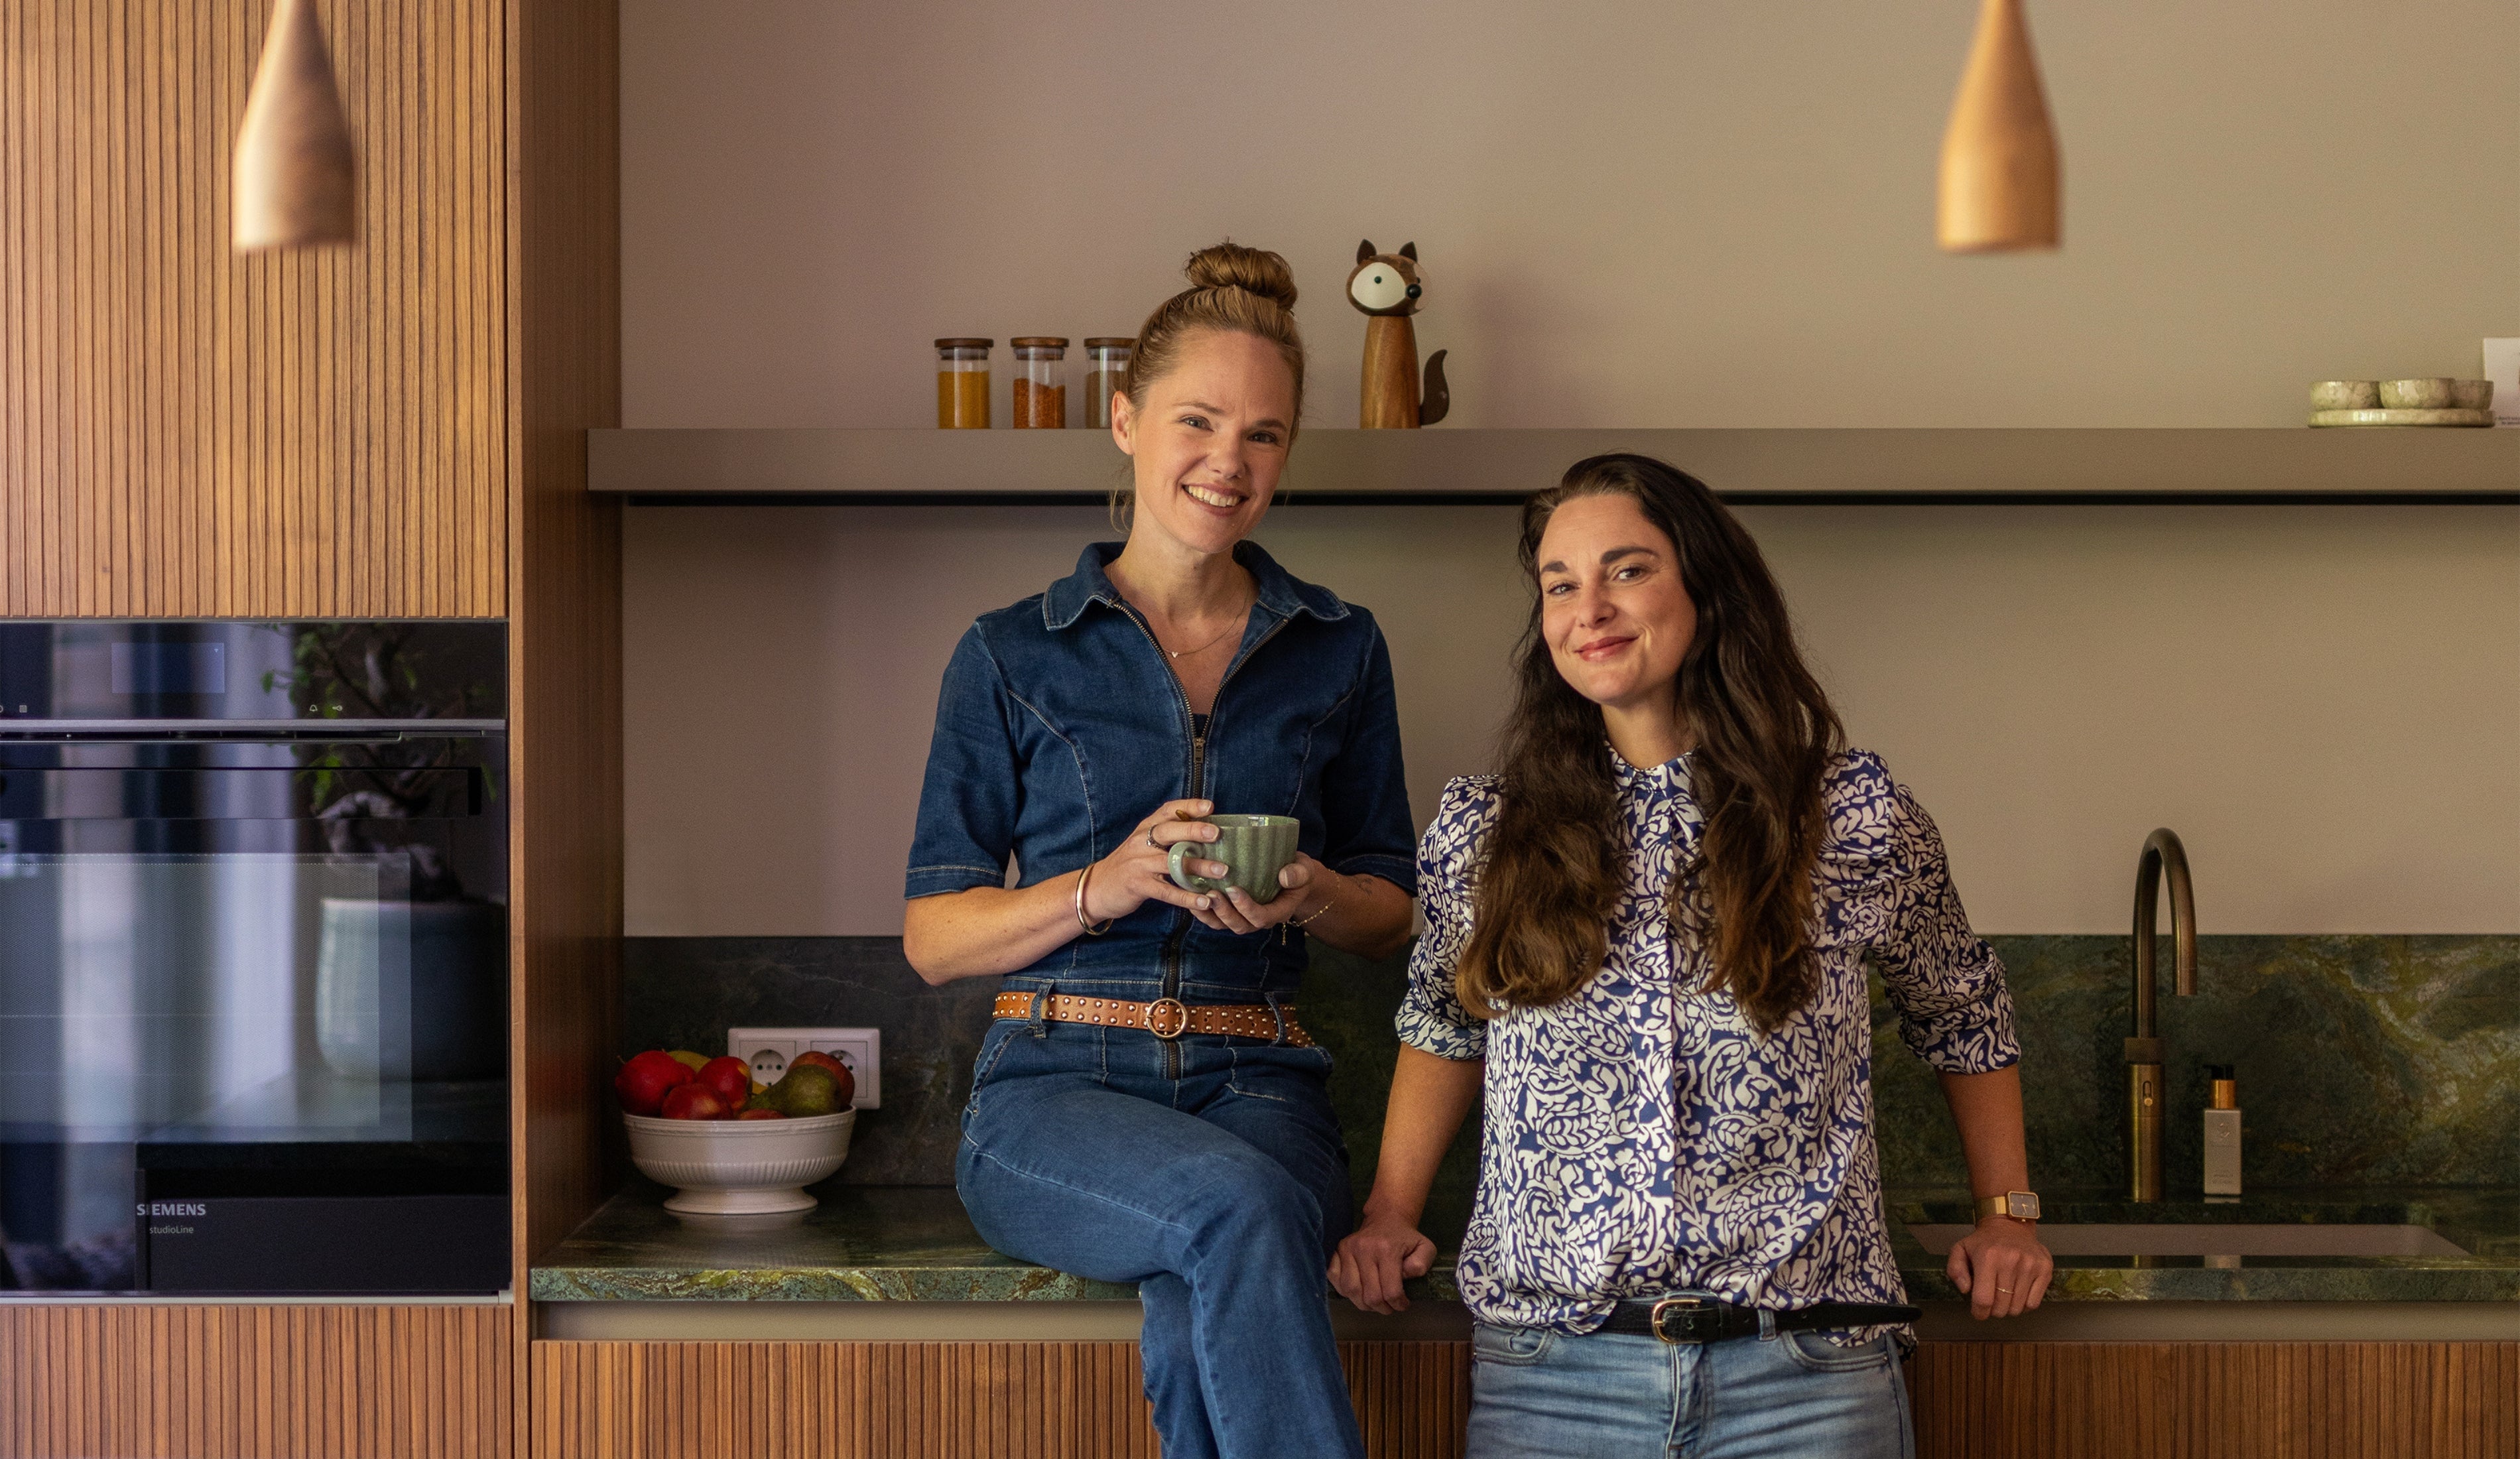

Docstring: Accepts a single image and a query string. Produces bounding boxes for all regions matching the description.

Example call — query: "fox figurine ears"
[1347,241,1424,318]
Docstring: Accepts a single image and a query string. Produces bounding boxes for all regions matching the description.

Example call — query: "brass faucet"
[2127,828,2198,1202]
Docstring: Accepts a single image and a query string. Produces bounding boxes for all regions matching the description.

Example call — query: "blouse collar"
[1607,743,1692,790]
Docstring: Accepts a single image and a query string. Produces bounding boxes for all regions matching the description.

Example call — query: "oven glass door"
[0,623,508,1295]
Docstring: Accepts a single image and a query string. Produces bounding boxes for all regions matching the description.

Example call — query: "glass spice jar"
[1009,338,1069,428]
[1084,338,1133,429]
[935,338,993,428]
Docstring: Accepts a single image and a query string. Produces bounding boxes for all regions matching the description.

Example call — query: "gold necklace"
[1157,597,1251,659]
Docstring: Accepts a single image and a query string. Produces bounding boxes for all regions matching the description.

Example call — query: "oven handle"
[0,718,503,743]
[0,765,490,818]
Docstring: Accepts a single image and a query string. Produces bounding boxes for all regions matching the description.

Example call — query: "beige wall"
[618,0,2520,936]
[621,0,2516,430]
[623,504,2520,936]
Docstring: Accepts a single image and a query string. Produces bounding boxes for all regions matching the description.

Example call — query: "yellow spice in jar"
[937,370,989,428]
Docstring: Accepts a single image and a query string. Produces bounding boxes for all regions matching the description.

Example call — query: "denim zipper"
[1117,600,1284,1079]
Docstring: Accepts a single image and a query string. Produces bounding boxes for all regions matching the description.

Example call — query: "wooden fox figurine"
[1348,239,1450,428]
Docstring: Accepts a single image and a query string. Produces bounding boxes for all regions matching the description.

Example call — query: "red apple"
[697,1055,753,1108]
[736,1108,786,1120]
[614,1050,694,1116]
[660,1084,730,1121]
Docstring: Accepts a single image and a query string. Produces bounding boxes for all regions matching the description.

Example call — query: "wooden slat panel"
[0,1302,513,1458]
[0,0,507,619]
[507,0,621,1256]
[504,0,621,1454]
[1907,1341,2520,1459]
[1344,1339,1472,1459]
[528,1340,1470,1459]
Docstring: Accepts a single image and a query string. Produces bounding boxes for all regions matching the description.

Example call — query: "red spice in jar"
[1010,336,1068,429]
[1011,378,1067,428]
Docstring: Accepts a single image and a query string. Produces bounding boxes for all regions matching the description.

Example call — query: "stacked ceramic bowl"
[624,1109,856,1214]
[2309,378,2494,427]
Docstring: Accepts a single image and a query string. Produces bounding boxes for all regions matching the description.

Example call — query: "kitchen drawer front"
[1910,1340,2520,1459]
[529,1338,1470,1459]
[0,1301,513,1458]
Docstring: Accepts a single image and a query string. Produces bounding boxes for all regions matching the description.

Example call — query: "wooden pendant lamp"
[233,0,357,251]
[1936,0,2058,251]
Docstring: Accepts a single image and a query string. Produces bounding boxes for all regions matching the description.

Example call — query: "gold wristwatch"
[1974,1191,2041,1223]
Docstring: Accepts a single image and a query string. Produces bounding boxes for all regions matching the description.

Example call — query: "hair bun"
[1184,241,1297,311]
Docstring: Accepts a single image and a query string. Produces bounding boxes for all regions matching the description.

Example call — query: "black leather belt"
[1593,1296,1922,1344]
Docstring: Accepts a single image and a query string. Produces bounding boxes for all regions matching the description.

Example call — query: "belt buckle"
[1649,1297,1710,1344]
[1145,997,1190,1040]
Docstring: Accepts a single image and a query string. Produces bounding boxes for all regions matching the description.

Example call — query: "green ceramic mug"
[1166,814,1300,905]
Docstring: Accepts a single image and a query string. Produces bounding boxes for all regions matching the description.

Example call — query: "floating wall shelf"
[588,428,2518,505]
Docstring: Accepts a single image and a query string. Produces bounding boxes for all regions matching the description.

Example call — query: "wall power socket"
[727,1027,882,1109]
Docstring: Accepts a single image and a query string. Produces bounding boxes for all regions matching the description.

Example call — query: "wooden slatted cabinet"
[0,1,621,1456]
[517,1338,2519,1459]
[0,0,509,619]
[529,1340,1471,1459]
[0,1304,513,1458]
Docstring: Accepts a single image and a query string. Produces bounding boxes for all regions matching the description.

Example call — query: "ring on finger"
[1146,826,1163,850]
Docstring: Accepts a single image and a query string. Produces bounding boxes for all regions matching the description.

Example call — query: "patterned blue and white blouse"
[1398,746,2018,1334]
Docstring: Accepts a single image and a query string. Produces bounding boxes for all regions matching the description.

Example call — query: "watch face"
[2009,1192,2041,1220]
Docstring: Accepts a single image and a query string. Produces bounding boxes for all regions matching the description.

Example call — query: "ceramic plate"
[2308,408,2494,427]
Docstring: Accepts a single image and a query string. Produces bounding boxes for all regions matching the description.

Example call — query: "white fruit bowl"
[623,1110,855,1214]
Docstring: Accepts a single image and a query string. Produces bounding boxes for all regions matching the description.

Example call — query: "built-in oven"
[0,621,509,1295]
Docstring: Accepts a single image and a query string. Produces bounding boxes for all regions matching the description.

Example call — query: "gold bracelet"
[1074,863,1114,936]
[1287,884,1338,928]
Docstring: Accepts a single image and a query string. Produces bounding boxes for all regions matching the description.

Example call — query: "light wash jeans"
[955,1016,1362,1459]
[1466,1312,1914,1459]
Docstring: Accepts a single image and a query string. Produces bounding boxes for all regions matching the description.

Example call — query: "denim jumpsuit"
[907,542,1417,1459]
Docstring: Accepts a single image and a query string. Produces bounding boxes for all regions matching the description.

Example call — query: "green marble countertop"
[531,1183,1138,1302]
[1888,1186,2520,1302]
[531,1180,2520,1304]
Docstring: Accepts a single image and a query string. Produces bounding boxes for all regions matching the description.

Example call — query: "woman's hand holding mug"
[1083,802,1328,935]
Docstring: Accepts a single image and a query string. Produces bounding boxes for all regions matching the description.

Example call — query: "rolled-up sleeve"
[1395,777,1494,1061]
[1867,773,2019,1074]
[905,628,1020,900]
[1315,616,1418,896]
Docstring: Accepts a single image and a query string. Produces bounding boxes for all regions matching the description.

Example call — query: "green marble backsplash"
[623,934,2519,1215]
[1872,934,2520,1192]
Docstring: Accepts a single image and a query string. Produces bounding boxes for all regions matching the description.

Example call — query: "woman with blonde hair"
[905,243,1417,1459]
[1332,455,2051,1457]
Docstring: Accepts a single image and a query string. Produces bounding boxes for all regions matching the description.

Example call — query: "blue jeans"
[955,1016,1361,1459]
[1467,1314,1913,1458]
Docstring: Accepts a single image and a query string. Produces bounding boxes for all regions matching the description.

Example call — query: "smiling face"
[1110,329,1296,557]
[1535,491,1698,720]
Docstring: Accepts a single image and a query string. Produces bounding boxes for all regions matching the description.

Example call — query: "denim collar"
[1040,540,1349,631]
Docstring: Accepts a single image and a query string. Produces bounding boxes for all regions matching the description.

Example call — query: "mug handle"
[1168,839,1220,893]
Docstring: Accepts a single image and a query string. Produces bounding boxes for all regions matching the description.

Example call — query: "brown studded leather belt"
[991,992,1314,1047]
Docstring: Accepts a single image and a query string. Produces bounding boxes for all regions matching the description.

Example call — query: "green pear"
[767,1063,842,1117]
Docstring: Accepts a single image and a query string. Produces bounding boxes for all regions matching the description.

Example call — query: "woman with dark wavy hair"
[1330,455,2050,1457]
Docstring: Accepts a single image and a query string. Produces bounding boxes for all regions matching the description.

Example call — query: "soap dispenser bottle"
[2202,1064,2241,1196]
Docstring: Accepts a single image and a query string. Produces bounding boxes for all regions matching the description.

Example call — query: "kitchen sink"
[1906,1223,2471,1258]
